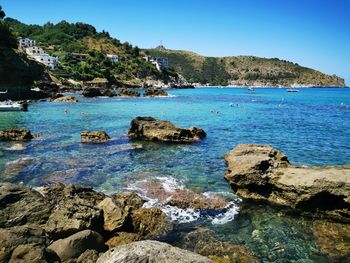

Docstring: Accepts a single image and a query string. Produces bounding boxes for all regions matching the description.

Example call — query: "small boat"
[287,89,299,92]
[0,100,25,111]
[248,87,255,91]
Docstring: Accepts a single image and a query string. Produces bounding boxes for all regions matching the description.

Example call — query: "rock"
[0,225,47,262]
[82,87,102,97]
[0,183,52,228]
[131,208,171,239]
[100,88,116,97]
[43,184,105,240]
[2,157,37,182]
[144,88,168,97]
[118,88,141,97]
[76,249,100,263]
[195,242,258,263]
[0,128,33,141]
[9,243,59,263]
[182,228,217,251]
[119,88,141,97]
[97,197,128,232]
[311,220,350,260]
[183,228,258,263]
[106,232,141,248]
[96,240,213,263]
[128,117,206,143]
[52,96,78,103]
[48,230,106,261]
[224,144,350,222]
[3,143,26,151]
[81,131,110,143]
[111,192,146,211]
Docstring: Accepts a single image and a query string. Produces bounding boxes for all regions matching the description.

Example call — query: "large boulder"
[82,87,102,97]
[9,243,59,263]
[0,183,52,228]
[224,144,350,222]
[42,184,105,239]
[144,88,168,97]
[0,225,48,262]
[96,240,213,263]
[128,117,206,143]
[97,197,128,232]
[0,128,33,141]
[81,131,110,143]
[48,230,105,261]
[131,208,171,239]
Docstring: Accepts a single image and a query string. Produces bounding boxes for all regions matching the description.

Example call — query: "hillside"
[145,48,345,87]
[4,18,174,83]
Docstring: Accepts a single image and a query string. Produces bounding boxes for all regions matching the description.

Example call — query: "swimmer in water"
[64,109,68,114]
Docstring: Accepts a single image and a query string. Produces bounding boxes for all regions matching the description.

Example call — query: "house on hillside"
[18,37,36,48]
[34,54,59,70]
[70,53,88,63]
[26,46,45,56]
[107,54,119,63]
[143,56,169,71]
[26,47,58,69]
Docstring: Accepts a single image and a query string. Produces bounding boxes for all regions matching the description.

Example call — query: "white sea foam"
[154,176,184,192]
[211,202,240,225]
[125,176,240,225]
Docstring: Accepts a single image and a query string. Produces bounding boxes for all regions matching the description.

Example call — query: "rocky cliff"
[0,46,52,100]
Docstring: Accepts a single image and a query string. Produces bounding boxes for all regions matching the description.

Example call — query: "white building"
[26,47,58,69]
[18,37,36,48]
[143,56,169,71]
[34,54,59,70]
[26,46,45,56]
[107,54,119,63]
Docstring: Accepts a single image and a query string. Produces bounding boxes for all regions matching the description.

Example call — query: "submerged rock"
[0,128,33,141]
[48,230,106,261]
[224,144,350,222]
[96,240,213,263]
[144,88,168,97]
[311,220,350,261]
[183,228,258,263]
[52,95,78,103]
[81,130,110,143]
[128,116,206,143]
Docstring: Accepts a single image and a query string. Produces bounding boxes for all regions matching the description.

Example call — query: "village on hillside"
[18,37,169,73]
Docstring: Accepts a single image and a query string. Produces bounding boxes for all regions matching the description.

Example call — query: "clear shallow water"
[1,88,350,262]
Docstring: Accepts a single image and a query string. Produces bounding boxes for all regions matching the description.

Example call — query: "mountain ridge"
[144,48,345,87]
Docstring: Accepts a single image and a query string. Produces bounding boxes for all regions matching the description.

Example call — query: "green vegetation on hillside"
[5,18,172,83]
[146,48,345,87]
[0,6,17,48]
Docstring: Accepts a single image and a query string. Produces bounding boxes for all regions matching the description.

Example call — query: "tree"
[0,6,5,20]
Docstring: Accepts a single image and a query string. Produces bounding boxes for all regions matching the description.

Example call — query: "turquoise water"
[1,88,350,261]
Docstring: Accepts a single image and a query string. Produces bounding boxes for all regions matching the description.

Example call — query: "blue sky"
[2,0,350,84]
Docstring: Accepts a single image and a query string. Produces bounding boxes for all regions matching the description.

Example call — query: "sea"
[1,87,349,262]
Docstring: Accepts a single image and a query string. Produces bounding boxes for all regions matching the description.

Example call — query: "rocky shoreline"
[1,123,350,262]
